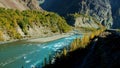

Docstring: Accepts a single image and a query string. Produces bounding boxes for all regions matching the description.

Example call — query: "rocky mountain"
[41,0,120,29]
[0,0,42,10]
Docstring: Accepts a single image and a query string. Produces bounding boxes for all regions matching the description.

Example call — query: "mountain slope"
[110,0,120,28]
[41,0,120,28]
[41,0,113,28]
[0,8,71,41]
[0,0,42,10]
[0,0,72,41]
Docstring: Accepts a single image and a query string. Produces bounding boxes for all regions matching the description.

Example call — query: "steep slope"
[0,8,71,41]
[110,0,120,28]
[74,15,100,28]
[0,0,42,10]
[0,0,72,41]
[41,0,113,28]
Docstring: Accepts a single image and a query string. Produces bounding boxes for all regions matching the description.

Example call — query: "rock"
[75,16,99,28]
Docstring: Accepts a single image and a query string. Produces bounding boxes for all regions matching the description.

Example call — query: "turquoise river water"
[0,34,82,68]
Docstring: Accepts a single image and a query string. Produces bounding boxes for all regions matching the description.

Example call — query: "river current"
[0,34,82,68]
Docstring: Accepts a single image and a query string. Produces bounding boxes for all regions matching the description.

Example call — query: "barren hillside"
[0,0,42,10]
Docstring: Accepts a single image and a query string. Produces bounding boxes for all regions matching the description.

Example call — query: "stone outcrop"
[75,16,100,28]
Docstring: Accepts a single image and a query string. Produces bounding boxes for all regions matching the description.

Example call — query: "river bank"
[26,33,73,43]
[0,32,74,45]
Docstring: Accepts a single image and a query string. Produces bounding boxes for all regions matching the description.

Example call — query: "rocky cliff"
[74,15,100,28]
[110,0,120,28]
[79,0,113,28]
[0,0,42,10]
[41,0,120,28]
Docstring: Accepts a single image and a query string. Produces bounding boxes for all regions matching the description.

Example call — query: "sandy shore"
[0,33,73,45]
[27,33,73,43]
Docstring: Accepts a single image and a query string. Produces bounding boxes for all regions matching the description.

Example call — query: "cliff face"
[110,0,120,28]
[75,16,100,28]
[41,0,117,28]
[73,0,112,28]
[0,0,42,10]
[79,0,113,28]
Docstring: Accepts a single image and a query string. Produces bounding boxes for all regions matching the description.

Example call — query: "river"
[0,34,82,68]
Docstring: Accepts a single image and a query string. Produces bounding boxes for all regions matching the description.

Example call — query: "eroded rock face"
[0,0,42,10]
[75,16,100,28]
[79,0,113,28]
[41,0,113,28]
[21,0,41,10]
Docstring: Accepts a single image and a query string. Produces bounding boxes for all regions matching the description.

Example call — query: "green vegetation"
[0,7,71,41]
[44,29,120,68]
[69,28,105,52]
